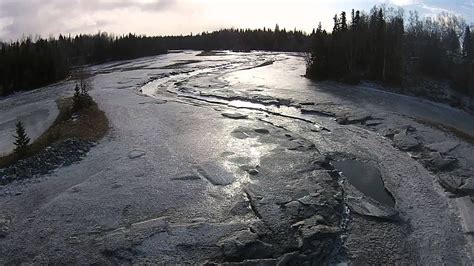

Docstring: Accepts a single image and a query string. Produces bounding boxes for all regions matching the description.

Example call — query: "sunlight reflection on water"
[228,100,266,109]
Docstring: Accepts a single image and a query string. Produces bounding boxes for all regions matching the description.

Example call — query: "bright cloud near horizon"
[0,0,473,41]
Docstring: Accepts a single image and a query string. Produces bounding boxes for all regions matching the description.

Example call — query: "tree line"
[0,27,310,96]
[161,27,310,52]
[306,6,474,96]
[0,33,167,96]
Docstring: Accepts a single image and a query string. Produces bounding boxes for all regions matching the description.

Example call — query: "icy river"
[0,51,473,264]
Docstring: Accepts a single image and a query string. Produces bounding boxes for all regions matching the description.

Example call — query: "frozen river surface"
[1,51,473,264]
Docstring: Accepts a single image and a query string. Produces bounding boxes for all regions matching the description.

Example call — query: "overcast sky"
[0,0,473,41]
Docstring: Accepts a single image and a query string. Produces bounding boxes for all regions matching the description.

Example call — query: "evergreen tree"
[73,84,82,111]
[351,9,355,28]
[73,70,93,111]
[74,84,81,98]
[333,14,340,33]
[369,8,387,81]
[306,22,329,80]
[444,28,460,53]
[340,12,348,32]
[13,121,30,157]
[353,10,361,29]
[464,26,472,60]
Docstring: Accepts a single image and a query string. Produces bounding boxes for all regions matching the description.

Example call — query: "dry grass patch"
[0,97,109,168]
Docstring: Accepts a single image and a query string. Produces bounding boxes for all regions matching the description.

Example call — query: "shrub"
[72,81,93,112]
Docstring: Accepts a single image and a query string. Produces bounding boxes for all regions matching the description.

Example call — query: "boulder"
[300,107,334,117]
[459,177,474,194]
[438,174,463,193]
[230,200,252,216]
[299,222,340,250]
[254,128,270,134]
[393,132,420,151]
[292,215,327,229]
[336,112,372,125]
[426,152,457,171]
[222,112,248,119]
[218,230,273,260]
[456,196,474,234]
[297,195,320,206]
[283,201,301,217]
[128,150,146,159]
[197,162,236,186]
[247,169,259,175]
[425,141,459,154]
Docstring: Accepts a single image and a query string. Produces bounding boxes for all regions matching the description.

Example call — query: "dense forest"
[0,34,167,96]
[0,27,309,96]
[161,27,310,52]
[306,7,474,97]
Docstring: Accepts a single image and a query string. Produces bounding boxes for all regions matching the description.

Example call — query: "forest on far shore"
[306,7,474,98]
[1,5,473,103]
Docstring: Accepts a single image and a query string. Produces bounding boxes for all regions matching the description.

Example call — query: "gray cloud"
[75,0,175,12]
[0,0,175,16]
[0,0,472,42]
[0,0,176,40]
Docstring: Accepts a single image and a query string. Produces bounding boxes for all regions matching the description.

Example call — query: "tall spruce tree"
[341,12,348,32]
[464,26,472,60]
[13,121,30,157]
